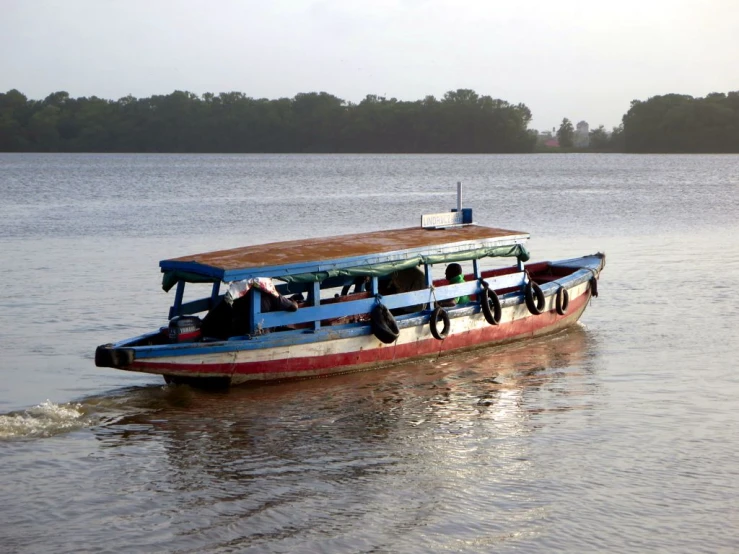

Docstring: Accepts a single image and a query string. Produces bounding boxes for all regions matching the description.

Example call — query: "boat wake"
[1,324,595,441]
[0,385,197,440]
[0,400,93,439]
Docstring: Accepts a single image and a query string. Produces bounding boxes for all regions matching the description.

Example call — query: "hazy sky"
[2,0,737,131]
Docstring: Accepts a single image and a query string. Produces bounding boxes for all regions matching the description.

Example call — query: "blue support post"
[249,289,261,334]
[169,280,186,319]
[473,259,482,297]
[424,264,434,309]
[210,281,220,307]
[517,258,527,293]
[369,276,379,295]
[310,281,321,331]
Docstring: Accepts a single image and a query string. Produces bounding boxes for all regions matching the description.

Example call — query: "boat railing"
[174,296,215,320]
[255,271,526,330]
[168,260,601,333]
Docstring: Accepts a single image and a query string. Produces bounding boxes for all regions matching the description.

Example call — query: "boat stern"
[95,343,136,369]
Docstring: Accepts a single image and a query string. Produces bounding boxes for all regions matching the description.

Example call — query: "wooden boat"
[95,202,605,386]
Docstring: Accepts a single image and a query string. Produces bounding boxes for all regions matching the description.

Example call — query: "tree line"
[0,89,536,153]
[553,91,739,153]
[1,88,738,153]
[621,92,739,153]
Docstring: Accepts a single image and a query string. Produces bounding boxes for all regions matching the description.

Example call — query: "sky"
[2,0,737,131]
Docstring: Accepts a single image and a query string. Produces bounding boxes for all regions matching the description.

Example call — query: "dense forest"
[0,89,536,153]
[1,88,738,153]
[621,92,739,153]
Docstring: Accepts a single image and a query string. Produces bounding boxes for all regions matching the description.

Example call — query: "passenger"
[203,288,298,339]
[388,266,426,314]
[258,290,300,313]
[200,296,233,340]
[377,275,393,296]
[231,288,298,335]
[444,263,470,305]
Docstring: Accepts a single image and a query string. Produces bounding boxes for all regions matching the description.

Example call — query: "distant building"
[574,121,590,148]
[535,130,559,148]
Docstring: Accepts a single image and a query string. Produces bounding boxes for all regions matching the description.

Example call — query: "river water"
[1,153,738,553]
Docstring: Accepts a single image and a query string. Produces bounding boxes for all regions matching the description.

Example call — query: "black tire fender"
[589,277,599,298]
[525,281,545,315]
[480,287,502,325]
[429,307,450,340]
[371,304,399,344]
[556,286,570,315]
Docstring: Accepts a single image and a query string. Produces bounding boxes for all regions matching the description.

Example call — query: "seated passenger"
[444,263,470,305]
[231,288,298,335]
[203,288,298,339]
[258,290,300,313]
[201,296,233,340]
[388,266,426,314]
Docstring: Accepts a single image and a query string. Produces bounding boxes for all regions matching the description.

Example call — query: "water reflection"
[83,325,600,552]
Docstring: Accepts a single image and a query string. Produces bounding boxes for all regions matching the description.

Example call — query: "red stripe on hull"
[134,291,591,381]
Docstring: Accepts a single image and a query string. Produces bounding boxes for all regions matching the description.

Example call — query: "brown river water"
[0,153,738,553]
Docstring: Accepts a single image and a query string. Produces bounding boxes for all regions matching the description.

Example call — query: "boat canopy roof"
[160,224,530,291]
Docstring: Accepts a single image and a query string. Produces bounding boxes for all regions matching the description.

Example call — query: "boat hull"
[100,276,595,385]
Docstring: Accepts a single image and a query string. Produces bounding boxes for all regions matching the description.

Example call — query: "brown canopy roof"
[163,225,528,271]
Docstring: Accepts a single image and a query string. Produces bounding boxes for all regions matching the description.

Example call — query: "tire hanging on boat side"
[480,287,502,325]
[589,277,599,298]
[555,286,570,315]
[371,304,399,344]
[429,306,450,340]
[525,281,545,315]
